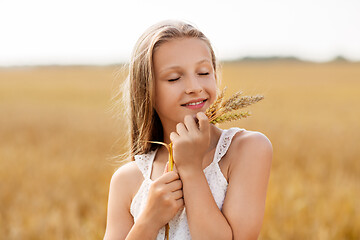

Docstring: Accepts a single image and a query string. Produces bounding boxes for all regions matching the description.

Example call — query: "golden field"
[0,62,359,239]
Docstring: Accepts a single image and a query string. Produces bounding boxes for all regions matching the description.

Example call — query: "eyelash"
[199,72,209,76]
[168,73,209,82]
[168,77,180,82]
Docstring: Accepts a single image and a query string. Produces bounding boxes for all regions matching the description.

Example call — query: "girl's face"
[153,37,217,129]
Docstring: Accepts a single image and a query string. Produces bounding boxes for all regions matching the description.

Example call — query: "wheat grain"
[210,111,251,124]
[223,95,264,112]
[207,90,264,123]
[205,87,227,119]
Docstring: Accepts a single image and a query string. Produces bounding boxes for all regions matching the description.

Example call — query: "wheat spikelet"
[223,95,264,113]
[210,111,251,124]
[205,87,227,119]
[220,90,243,108]
[207,89,264,123]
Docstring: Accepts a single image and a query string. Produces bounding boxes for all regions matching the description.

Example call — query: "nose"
[184,75,203,94]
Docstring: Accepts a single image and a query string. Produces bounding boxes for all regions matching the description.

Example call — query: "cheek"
[154,90,164,111]
[154,84,172,112]
[206,78,218,101]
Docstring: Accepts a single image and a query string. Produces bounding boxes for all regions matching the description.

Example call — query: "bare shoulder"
[110,160,144,201]
[227,129,273,172]
[233,129,272,151]
[104,160,144,239]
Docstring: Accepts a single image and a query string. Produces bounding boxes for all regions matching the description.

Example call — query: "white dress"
[130,127,244,239]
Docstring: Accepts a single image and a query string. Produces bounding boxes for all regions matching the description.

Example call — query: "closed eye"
[199,72,209,76]
[168,77,180,82]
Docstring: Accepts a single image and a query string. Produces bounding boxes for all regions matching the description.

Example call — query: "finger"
[176,122,188,136]
[176,198,184,208]
[172,163,178,173]
[159,171,180,184]
[167,179,183,191]
[184,115,199,132]
[172,189,183,200]
[170,132,179,142]
[193,114,199,126]
[197,112,210,133]
[163,161,169,174]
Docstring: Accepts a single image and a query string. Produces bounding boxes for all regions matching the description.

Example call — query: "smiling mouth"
[181,99,207,106]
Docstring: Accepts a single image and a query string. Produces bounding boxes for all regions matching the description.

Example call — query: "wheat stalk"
[148,141,172,240]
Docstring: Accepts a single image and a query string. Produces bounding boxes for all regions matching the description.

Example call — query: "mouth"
[181,99,207,109]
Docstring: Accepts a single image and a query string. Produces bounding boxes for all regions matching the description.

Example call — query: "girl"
[104,20,272,240]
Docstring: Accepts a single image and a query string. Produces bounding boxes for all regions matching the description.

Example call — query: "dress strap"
[134,148,158,179]
[213,127,244,163]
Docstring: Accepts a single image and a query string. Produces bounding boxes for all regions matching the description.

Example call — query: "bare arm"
[103,161,184,240]
[103,162,159,240]
[170,113,232,240]
[170,113,272,239]
[222,131,273,240]
[179,167,233,240]
[179,131,272,240]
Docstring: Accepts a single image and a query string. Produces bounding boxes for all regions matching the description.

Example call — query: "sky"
[1,0,360,66]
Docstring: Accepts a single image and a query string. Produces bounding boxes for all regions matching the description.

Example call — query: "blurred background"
[1,0,359,239]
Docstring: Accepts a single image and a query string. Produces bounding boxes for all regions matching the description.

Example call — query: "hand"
[169,112,211,173]
[139,162,184,230]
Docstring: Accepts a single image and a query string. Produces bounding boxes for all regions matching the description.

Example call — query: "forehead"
[153,38,212,73]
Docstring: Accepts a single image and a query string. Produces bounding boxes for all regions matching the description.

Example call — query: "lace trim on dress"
[134,148,159,179]
[214,127,243,163]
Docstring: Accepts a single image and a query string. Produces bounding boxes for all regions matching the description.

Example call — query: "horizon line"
[0,55,358,68]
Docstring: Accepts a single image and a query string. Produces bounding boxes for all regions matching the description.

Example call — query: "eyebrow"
[159,59,212,74]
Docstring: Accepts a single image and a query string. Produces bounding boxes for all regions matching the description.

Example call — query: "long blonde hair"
[114,20,221,161]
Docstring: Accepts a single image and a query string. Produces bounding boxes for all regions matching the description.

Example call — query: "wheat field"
[0,62,359,239]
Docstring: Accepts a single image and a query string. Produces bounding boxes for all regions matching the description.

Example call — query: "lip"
[181,98,207,109]
[181,98,207,106]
